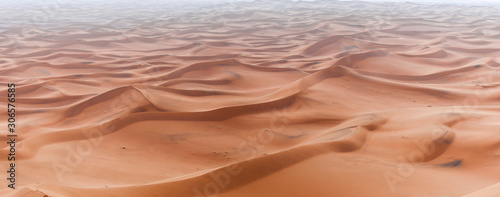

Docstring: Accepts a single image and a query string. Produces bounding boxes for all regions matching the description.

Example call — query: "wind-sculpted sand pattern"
[1,0,500,196]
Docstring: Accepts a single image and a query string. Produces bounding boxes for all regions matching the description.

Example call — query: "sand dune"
[0,0,500,196]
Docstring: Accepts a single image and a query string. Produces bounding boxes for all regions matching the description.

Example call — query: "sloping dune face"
[1,0,500,196]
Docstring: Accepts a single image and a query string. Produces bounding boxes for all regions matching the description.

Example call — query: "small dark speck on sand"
[438,159,462,167]
[474,65,481,68]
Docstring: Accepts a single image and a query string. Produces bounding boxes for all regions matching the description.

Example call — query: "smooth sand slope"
[0,0,499,196]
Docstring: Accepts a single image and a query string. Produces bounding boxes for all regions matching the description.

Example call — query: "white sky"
[343,0,500,4]
[3,0,500,7]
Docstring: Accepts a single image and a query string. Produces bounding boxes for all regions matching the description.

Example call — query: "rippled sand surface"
[1,0,500,196]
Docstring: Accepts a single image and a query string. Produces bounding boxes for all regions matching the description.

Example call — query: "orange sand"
[1,0,500,196]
